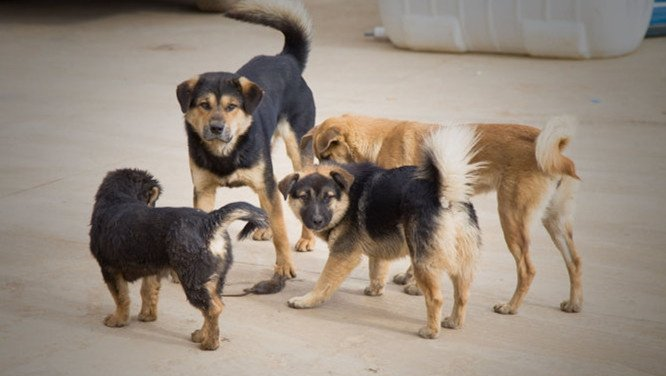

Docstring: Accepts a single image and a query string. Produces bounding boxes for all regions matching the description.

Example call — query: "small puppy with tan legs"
[301,114,582,315]
[89,169,268,350]
[280,126,482,339]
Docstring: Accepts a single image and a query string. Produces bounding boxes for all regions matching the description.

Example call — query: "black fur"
[288,162,479,261]
[177,10,315,198]
[89,168,268,322]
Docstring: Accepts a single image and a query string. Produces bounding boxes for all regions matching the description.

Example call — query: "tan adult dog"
[301,114,582,315]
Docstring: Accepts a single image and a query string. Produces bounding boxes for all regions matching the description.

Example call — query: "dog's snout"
[311,214,324,227]
[209,121,224,135]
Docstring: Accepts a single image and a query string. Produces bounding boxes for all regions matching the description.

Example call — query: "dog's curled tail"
[419,125,483,205]
[224,0,312,71]
[210,202,270,240]
[535,116,580,180]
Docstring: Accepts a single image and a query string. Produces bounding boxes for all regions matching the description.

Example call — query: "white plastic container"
[378,0,654,58]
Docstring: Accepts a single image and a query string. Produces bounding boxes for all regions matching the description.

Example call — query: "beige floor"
[1,1,665,375]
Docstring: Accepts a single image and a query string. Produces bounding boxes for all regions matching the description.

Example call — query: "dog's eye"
[296,192,308,200]
[225,104,237,112]
[323,191,336,201]
[199,102,211,110]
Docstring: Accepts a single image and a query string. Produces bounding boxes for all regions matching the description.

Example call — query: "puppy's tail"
[209,202,270,240]
[224,0,312,71]
[418,125,483,205]
[535,116,580,179]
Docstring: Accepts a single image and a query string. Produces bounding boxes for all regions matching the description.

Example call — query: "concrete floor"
[1,1,665,375]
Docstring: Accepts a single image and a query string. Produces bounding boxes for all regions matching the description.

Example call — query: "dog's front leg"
[364,256,389,296]
[288,249,362,309]
[257,186,295,280]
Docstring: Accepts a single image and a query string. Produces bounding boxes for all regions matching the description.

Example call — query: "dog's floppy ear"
[236,76,264,114]
[147,186,161,207]
[330,168,354,193]
[316,127,348,158]
[176,76,199,113]
[299,126,317,153]
[278,173,300,200]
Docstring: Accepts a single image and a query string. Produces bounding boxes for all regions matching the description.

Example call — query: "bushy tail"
[209,202,270,240]
[418,125,483,205]
[224,0,312,71]
[535,116,580,179]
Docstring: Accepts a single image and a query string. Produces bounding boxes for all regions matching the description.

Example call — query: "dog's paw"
[138,311,157,322]
[200,338,220,351]
[560,299,582,313]
[252,227,273,241]
[392,272,412,285]
[403,283,423,296]
[287,294,320,309]
[168,270,181,284]
[493,303,517,315]
[274,263,297,279]
[191,329,204,343]
[363,284,384,297]
[295,237,315,252]
[441,317,462,330]
[103,313,129,327]
[417,326,440,339]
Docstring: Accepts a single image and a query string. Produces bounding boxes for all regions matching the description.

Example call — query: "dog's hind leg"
[442,273,472,330]
[190,281,224,351]
[138,275,161,322]
[412,264,444,339]
[542,177,582,313]
[364,256,390,296]
[493,180,547,315]
[102,272,130,327]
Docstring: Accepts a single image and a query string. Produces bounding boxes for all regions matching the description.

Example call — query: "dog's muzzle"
[203,121,232,143]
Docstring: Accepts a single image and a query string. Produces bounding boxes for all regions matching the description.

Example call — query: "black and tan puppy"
[303,114,582,314]
[176,0,316,293]
[279,126,483,339]
[89,168,268,350]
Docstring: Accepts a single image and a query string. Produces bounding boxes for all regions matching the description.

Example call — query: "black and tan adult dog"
[89,168,268,350]
[176,0,316,293]
[278,126,483,339]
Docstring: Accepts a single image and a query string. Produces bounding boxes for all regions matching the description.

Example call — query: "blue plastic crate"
[647,0,666,36]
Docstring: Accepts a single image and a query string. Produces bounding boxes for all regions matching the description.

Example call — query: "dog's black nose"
[311,215,324,227]
[210,124,224,134]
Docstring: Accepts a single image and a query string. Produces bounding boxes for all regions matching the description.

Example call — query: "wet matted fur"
[302,114,583,314]
[279,126,482,339]
[176,0,316,294]
[89,168,268,350]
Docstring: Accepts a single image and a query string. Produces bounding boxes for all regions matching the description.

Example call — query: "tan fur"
[283,165,480,339]
[191,279,224,351]
[304,114,583,314]
[185,93,253,157]
[103,273,130,327]
[138,275,160,322]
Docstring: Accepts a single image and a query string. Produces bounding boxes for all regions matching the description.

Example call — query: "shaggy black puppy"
[89,168,267,350]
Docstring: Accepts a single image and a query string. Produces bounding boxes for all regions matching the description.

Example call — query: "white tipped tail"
[535,116,580,179]
[420,125,483,204]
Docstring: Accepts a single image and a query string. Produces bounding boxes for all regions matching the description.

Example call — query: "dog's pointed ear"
[176,76,199,113]
[330,168,354,193]
[278,173,300,200]
[147,186,161,207]
[236,76,264,114]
